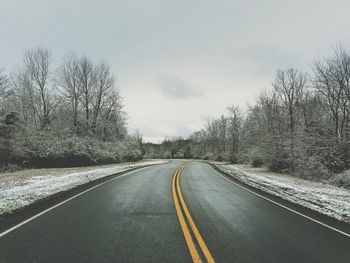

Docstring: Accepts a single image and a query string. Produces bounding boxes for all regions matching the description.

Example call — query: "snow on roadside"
[0,160,168,215]
[212,163,350,223]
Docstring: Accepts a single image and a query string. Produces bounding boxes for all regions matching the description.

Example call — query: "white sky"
[1,0,350,142]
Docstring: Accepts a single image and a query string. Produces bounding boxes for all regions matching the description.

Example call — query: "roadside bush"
[216,155,224,162]
[315,140,347,174]
[323,151,346,174]
[26,134,96,167]
[0,128,144,169]
[252,158,264,168]
[331,170,350,189]
[267,155,291,172]
[249,149,264,167]
[203,152,215,161]
[0,163,21,173]
[235,151,250,165]
[228,153,238,164]
[0,112,29,166]
[122,150,143,162]
[262,141,293,172]
[0,141,23,165]
[241,148,264,167]
[164,151,172,159]
[293,157,330,180]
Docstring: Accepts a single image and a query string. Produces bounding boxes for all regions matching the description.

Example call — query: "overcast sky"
[1,0,350,142]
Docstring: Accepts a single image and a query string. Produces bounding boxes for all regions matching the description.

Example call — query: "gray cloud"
[226,44,308,79]
[156,75,201,99]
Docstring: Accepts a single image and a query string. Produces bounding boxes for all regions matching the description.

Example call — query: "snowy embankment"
[0,160,168,215]
[212,163,350,223]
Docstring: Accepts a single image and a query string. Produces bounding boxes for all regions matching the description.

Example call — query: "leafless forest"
[145,46,350,185]
[1,46,350,186]
[0,47,143,170]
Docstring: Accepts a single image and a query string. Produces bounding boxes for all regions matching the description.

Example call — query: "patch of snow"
[213,163,350,223]
[0,160,168,215]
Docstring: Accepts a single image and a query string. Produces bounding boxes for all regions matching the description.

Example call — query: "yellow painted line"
[172,168,202,263]
[176,166,216,263]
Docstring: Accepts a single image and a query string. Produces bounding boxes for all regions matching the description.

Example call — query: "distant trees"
[0,47,141,169]
[227,106,242,163]
[143,138,194,160]
[238,46,350,177]
[145,45,350,180]
[144,108,243,162]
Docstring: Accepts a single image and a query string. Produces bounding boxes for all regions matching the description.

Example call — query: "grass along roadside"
[0,159,168,215]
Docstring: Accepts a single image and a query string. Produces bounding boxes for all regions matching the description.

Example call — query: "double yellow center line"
[172,166,215,263]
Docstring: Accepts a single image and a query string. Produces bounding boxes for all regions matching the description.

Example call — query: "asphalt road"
[0,161,349,263]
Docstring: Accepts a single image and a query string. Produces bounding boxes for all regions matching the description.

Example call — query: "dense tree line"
[0,47,143,170]
[146,46,350,180]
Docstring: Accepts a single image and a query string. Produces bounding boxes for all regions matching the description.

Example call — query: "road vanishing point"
[0,161,349,262]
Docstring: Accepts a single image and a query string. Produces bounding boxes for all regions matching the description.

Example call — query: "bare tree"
[56,52,81,132]
[312,46,350,141]
[99,89,126,140]
[227,106,242,163]
[217,115,228,157]
[272,68,306,152]
[10,68,38,124]
[205,119,221,158]
[91,62,115,135]
[330,46,350,140]
[0,70,9,109]
[0,70,7,93]
[24,47,56,128]
[78,56,95,132]
[251,91,290,170]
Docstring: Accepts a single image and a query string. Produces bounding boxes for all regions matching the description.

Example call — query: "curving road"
[0,161,349,262]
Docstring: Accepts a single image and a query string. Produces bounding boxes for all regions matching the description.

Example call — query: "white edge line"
[0,165,154,238]
[209,165,350,238]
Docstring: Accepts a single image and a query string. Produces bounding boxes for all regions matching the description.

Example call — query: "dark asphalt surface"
[181,162,350,263]
[0,161,349,262]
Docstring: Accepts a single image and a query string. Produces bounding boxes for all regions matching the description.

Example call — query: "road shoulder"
[0,161,168,234]
[208,162,350,236]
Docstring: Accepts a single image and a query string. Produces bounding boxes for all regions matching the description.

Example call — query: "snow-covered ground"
[212,163,350,223]
[0,160,168,215]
